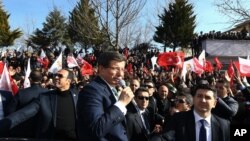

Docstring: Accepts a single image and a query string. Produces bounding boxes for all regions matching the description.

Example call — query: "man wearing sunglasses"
[0,69,78,140]
[126,87,151,141]
[143,80,157,125]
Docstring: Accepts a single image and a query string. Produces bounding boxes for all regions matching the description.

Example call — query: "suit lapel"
[95,76,117,104]
[135,112,151,137]
[50,91,57,127]
[135,113,144,130]
[211,115,220,141]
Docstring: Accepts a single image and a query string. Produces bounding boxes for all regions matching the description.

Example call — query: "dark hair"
[216,79,230,88]
[29,70,42,82]
[134,87,149,97]
[194,84,217,99]
[66,69,74,80]
[178,93,193,105]
[143,79,155,87]
[206,76,215,85]
[97,51,126,68]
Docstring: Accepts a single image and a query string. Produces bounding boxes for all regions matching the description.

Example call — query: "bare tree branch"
[90,0,146,49]
[214,0,250,26]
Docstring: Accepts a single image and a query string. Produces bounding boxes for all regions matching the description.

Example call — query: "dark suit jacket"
[77,76,128,141]
[0,90,13,117]
[4,88,78,139]
[7,84,48,112]
[6,84,48,137]
[212,96,239,121]
[126,111,150,141]
[162,110,230,141]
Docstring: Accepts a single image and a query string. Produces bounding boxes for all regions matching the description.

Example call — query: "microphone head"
[118,79,126,88]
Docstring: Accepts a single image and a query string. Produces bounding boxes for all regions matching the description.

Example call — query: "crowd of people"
[0,47,249,141]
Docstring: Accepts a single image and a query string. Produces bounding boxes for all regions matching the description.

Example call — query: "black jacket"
[6,84,48,137]
[0,90,13,117]
[3,88,78,139]
[162,110,230,141]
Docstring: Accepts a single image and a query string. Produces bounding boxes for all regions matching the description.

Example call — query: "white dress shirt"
[193,110,212,141]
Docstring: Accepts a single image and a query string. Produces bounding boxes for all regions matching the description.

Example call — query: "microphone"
[118,79,140,112]
[118,79,126,89]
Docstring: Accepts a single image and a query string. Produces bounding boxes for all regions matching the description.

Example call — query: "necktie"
[199,119,207,141]
[112,88,119,100]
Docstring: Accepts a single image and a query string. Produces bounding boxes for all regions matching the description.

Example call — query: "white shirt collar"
[139,109,146,114]
[193,110,211,126]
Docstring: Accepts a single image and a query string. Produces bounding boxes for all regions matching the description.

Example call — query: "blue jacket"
[77,76,128,141]
[0,90,13,117]
[6,84,48,137]
[5,88,78,139]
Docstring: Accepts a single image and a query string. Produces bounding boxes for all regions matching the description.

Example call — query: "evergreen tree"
[29,7,71,49]
[68,0,104,52]
[0,2,22,48]
[154,0,196,52]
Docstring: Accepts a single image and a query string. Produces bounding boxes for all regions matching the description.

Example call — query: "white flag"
[181,59,195,81]
[151,56,157,70]
[24,58,31,88]
[48,52,63,74]
[198,50,206,66]
[40,49,47,59]
[239,57,250,76]
[247,55,250,60]
[67,55,79,68]
[0,64,12,92]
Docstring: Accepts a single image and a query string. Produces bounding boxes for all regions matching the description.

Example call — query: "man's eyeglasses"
[144,85,154,88]
[137,96,149,101]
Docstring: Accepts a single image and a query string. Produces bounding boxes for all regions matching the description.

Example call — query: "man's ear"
[213,98,217,108]
[67,78,72,84]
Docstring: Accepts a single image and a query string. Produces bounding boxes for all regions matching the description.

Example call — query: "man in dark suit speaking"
[161,84,230,141]
[77,51,134,141]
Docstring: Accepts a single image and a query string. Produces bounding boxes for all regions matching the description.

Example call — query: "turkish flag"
[157,52,184,68]
[204,60,214,72]
[67,55,79,68]
[238,57,250,77]
[0,61,4,74]
[80,59,93,76]
[227,61,235,78]
[37,57,49,69]
[10,76,19,95]
[214,57,223,70]
[193,57,204,75]
[0,64,19,95]
[227,61,235,86]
